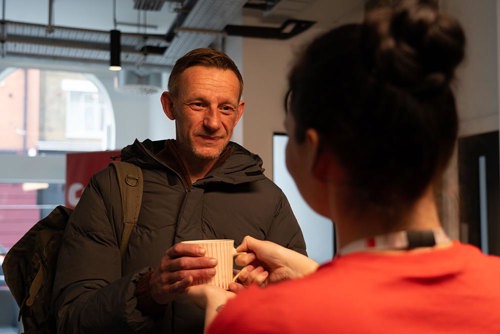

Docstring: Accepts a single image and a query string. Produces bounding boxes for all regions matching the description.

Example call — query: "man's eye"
[220,105,236,114]
[187,103,205,111]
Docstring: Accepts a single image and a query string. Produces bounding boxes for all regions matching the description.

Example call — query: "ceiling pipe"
[47,0,54,33]
[174,26,225,36]
[165,0,198,42]
[1,0,5,57]
[5,51,171,72]
[116,20,157,30]
[113,0,117,29]
[3,22,166,54]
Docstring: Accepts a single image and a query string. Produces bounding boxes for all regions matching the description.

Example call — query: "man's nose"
[203,106,221,130]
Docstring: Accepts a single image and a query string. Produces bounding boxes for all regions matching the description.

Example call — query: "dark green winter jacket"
[52,139,306,334]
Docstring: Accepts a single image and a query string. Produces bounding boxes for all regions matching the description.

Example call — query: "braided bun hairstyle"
[286,0,465,209]
[365,1,465,95]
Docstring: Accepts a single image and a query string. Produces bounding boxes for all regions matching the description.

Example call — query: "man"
[52,48,306,334]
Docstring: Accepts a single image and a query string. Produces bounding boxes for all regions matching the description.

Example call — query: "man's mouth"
[198,135,223,143]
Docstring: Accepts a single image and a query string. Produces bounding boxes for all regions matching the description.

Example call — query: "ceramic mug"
[181,239,243,290]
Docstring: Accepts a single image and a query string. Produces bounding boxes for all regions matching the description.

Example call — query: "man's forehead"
[177,67,241,95]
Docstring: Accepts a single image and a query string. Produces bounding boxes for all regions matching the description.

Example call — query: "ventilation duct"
[134,0,167,11]
[116,70,163,95]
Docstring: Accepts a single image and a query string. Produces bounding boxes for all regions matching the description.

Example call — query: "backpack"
[1,161,143,334]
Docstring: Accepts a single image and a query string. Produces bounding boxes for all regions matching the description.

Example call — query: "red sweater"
[209,242,500,333]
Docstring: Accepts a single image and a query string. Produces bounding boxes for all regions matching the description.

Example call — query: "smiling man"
[52,48,307,334]
[161,60,245,182]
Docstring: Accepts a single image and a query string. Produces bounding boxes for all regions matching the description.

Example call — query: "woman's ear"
[304,128,321,175]
[305,129,346,182]
[161,91,175,120]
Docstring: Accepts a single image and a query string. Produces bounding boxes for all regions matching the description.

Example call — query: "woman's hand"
[232,236,319,287]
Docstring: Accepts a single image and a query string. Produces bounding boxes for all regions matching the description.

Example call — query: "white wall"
[240,3,364,178]
[225,33,245,145]
[443,0,499,137]
[438,0,499,239]
[241,34,306,177]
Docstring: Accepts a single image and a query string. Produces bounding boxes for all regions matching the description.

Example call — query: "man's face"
[163,66,244,162]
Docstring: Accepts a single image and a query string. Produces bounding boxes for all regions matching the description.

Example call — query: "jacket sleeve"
[267,190,308,256]
[52,167,155,334]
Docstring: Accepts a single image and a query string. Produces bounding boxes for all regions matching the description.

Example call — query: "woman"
[188,1,500,332]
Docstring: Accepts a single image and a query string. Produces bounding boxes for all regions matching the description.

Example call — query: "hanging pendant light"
[109,29,121,71]
[109,0,121,71]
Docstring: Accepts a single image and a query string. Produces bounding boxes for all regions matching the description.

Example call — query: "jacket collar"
[158,140,232,186]
[121,139,266,186]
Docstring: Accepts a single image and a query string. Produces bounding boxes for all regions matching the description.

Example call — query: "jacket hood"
[120,139,266,185]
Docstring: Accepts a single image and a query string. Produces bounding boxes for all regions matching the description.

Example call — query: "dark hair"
[286,0,465,209]
[168,48,244,98]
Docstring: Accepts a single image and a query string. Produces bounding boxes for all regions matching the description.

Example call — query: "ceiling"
[0,0,364,73]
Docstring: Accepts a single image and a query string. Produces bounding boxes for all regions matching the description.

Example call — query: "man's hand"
[187,284,236,330]
[149,242,218,304]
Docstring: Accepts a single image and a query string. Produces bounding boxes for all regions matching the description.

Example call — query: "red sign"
[65,150,121,208]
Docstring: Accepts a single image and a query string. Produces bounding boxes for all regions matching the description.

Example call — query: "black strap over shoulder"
[110,161,143,257]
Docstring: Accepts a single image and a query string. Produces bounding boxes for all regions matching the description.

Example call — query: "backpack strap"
[111,161,143,257]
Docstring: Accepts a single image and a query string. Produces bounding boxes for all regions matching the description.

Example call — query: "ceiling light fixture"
[109,29,122,71]
[109,0,121,71]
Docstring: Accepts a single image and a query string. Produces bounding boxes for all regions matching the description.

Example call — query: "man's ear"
[161,91,175,120]
[235,100,245,124]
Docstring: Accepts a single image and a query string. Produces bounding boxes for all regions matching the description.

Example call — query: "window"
[0,68,115,249]
[0,68,115,155]
[63,79,104,139]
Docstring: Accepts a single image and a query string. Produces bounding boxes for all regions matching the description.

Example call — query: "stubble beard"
[191,144,225,161]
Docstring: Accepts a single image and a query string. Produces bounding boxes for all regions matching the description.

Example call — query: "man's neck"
[184,157,218,184]
[173,141,231,184]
